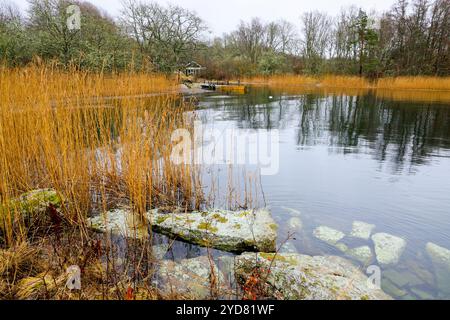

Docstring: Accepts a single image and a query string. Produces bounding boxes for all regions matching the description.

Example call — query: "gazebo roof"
[185,61,204,69]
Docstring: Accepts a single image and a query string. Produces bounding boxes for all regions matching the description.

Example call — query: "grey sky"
[11,0,396,35]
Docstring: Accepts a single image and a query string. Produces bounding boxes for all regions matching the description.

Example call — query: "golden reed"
[243,75,450,102]
[0,65,201,245]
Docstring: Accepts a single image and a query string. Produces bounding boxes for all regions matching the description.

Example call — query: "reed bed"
[320,75,372,88]
[243,75,450,92]
[377,76,450,91]
[242,75,317,87]
[0,65,201,246]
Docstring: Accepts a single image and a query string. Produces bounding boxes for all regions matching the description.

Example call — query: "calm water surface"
[187,87,450,300]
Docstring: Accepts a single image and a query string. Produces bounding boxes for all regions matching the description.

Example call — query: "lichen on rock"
[88,209,149,239]
[234,252,391,300]
[372,233,406,266]
[153,256,231,299]
[350,221,376,240]
[313,226,345,245]
[147,208,277,253]
[347,246,373,264]
[1,189,64,232]
[426,242,450,296]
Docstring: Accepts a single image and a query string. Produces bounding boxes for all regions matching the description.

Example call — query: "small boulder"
[1,189,64,234]
[350,221,376,240]
[347,246,373,264]
[282,207,302,217]
[153,256,230,299]
[410,287,435,300]
[336,243,349,253]
[381,278,407,298]
[313,226,345,245]
[372,233,406,266]
[234,252,391,300]
[425,242,450,296]
[88,209,149,239]
[148,209,277,253]
[383,269,424,287]
[288,217,302,231]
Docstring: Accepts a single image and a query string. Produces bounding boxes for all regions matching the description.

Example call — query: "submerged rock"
[279,241,298,254]
[350,221,376,240]
[381,279,407,298]
[88,208,277,253]
[282,207,302,217]
[383,269,424,287]
[336,243,349,253]
[372,233,406,266]
[148,209,277,253]
[288,217,302,231]
[404,259,435,287]
[410,287,435,300]
[151,244,171,260]
[88,209,149,239]
[347,246,373,264]
[234,253,391,300]
[153,256,230,299]
[2,189,64,228]
[313,226,345,245]
[426,242,450,296]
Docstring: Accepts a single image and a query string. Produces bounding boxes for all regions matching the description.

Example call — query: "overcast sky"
[12,0,396,35]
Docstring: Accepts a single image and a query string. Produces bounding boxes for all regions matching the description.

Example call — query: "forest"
[0,0,449,78]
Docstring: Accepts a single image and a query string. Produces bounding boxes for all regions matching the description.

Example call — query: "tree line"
[1,0,448,77]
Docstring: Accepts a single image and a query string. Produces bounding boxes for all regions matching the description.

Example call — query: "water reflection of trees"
[201,91,450,171]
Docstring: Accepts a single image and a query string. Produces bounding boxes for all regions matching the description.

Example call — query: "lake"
[179,86,450,300]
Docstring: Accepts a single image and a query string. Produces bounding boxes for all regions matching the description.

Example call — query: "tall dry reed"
[0,65,200,245]
[242,74,450,92]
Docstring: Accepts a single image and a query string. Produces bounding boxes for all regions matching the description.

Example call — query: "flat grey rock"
[288,217,302,231]
[88,209,149,239]
[383,269,424,287]
[153,256,230,299]
[234,253,391,300]
[148,208,278,253]
[372,233,406,266]
[381,278,407,298]
[426,242,450,295]
[347,246,373,264]
[88,208,278,253]
[336,243,349,253]
[282,207,302,217]
[350,221,376,240]
[313,226,345,245]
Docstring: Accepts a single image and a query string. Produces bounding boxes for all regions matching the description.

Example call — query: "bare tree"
[266,19,299,54]
[0,0,22,26]
[301,11,333,73]
[227,18,267,64]
[120,0,207,72]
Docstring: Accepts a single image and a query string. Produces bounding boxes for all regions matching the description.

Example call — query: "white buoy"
[269,96,273,99]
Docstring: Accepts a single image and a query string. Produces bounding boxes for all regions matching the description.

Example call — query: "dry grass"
[0,65,202,246]
[241,74,450,102]
[377,76,450,91]
[242,75,317,87]
[243,75,450,92]
[320,75,372,88]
